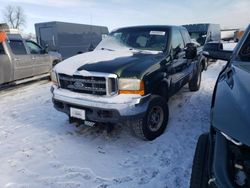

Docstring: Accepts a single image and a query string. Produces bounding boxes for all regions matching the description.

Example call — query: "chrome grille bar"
[58,73,118,96]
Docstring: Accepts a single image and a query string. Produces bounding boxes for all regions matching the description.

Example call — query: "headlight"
[50,70,58,85]
[118,78,144,95]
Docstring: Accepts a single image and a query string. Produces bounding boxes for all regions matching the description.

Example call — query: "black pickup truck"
[51,25,205,140]
[190,24,250,188]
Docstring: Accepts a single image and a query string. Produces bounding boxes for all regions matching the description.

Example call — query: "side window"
[181,30,191,45]
[25,41,43,54]
[171,29,185,50]
[239,34,250,61]
[0,43,5,54]
[9,40,27,55]
[113,32,123,40]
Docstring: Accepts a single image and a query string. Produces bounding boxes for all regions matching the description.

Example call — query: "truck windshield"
[96,28,168,52]
[189,32,207,45]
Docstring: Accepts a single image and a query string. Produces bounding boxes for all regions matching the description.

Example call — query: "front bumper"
[51,85,151,123]
[208,130,235,188]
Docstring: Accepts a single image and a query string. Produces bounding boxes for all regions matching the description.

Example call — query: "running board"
[14,73,50,85]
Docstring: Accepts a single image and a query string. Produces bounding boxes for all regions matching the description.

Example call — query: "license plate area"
[70,107,86,120]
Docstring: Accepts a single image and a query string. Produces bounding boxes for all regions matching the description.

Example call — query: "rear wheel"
[190,133,209,188]
[189,64,202,91]
[131,96,169,141]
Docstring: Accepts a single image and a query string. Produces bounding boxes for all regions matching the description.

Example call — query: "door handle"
[13,58,20,61]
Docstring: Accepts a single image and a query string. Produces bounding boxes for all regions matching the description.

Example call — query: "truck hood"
[212,62,250,146]
[55,49,164,78]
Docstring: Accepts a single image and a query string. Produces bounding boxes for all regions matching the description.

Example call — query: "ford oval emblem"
[74,81,84,88]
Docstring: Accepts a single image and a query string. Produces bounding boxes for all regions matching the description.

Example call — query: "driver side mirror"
[185,43,197,59]
[203,42,233,61]
[42,44,49,54]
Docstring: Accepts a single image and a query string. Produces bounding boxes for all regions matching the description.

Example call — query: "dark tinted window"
[0,43,5,54]
[9,40,27,55]
[239,34,250,61]
[171,29,185,50]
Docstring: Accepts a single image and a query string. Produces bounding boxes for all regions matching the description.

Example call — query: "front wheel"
[190,134,209,188]
[131,96,169,141]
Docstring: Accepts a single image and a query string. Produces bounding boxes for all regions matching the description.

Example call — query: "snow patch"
[0,61,226,187]
[54,50,134,76]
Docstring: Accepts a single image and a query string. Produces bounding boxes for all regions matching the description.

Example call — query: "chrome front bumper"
[51,85,150,120]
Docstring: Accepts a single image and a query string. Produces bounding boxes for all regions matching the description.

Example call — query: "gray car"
[0,31,56,85]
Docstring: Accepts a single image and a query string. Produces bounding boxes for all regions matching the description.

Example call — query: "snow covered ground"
[0,60,228,188]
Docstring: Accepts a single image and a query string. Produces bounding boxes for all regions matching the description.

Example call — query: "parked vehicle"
[221,29,237,41]
[50,25,205,140]
[0,25,58,85]
[183,24,221,46]
[35,21,109,60]
[190,24,250,188]
[183,23,221,69]
[234,29,245,42]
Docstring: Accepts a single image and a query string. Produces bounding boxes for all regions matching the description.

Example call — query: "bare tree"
[3,5,26,29]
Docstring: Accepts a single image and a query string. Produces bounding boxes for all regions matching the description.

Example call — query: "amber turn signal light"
[119,81,145,95]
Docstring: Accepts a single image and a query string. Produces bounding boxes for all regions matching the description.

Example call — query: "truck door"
[25,40,51,76]
[8,39,34,80]
[170,29,188,89]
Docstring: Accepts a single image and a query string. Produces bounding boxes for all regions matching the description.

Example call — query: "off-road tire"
[189,64,202,91]
[190,133,209,188]
[131,96,169,141]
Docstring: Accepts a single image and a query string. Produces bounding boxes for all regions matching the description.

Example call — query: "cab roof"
[111,25,185,32]
[7,33,23,41]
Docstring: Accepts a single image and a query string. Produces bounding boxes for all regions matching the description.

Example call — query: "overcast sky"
[0,0,249,34]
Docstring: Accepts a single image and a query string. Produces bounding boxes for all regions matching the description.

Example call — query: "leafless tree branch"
[3,5,26,29]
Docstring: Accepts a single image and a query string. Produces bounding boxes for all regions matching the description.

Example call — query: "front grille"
[58,74,117,96]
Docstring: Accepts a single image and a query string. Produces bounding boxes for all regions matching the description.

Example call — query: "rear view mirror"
[0,32,7,43]
[185,43,197,59]
[203,42,233,61]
